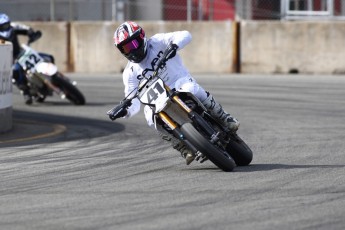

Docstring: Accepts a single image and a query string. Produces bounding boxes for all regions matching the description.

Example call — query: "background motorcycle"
[107,44,253,172]
[15,34,85,105]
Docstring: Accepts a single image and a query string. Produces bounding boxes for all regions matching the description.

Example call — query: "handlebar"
[27,31,42,45]
[108,98,132,113]
[154,42,177,77]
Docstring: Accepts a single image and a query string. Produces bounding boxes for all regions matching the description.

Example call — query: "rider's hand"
[107,100,132,121]
[107,107,127,121]
[28,29,42,42]
[34,30,42,38]
[165,43,178,60]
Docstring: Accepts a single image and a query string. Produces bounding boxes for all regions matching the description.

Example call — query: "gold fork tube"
[158,112,178,130]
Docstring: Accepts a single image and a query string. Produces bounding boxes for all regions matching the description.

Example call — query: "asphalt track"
[0,73,345,230]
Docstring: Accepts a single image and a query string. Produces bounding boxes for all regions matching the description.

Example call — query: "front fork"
[171,94,221,143]
[158,111,199,154]
[157,93,221,153]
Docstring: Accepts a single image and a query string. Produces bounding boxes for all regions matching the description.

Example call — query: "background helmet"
[113,21,147,63]
[0,13,12,38]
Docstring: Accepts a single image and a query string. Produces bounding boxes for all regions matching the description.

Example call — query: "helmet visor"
[0,22,10,31]
[121,37,143,55]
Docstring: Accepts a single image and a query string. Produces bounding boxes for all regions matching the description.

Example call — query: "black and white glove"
[157,43,179,69]
[165,43,178,60]
[107,99,132,121]
[107,107,127,121]
[28,29,42,44]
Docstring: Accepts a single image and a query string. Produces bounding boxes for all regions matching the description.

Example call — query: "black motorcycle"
[107,44,252,172]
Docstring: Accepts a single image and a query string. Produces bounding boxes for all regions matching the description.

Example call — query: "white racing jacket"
[122,31,193,118]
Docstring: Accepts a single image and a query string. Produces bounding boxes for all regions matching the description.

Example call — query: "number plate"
[139,78,168,105]
[17,44,43,72]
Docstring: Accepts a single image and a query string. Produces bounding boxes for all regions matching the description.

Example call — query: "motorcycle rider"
[109,21,239,165]
[0,13,42,104]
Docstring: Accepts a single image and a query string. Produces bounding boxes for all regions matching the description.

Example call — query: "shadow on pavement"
[235,163,345,172]
[0,109,125,147]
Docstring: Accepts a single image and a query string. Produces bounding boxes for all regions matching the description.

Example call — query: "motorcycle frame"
[137,77,228,153]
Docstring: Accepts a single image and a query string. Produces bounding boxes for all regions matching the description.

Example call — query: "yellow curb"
[0,120,66,144]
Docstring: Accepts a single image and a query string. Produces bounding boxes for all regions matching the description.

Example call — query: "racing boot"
[23,93,33,105]
[159,132,195,165]
[201,92,239,132]
[172,141,195,165]
[22,87,33,105]
[13,70,32,105]
[17,84,32,105]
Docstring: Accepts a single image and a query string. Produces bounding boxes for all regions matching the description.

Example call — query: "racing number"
[24,54,41,71]
[146,81,165,103]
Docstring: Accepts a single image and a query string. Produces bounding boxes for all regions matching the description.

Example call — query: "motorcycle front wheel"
[52,73,85,105]
[180,123,236,172]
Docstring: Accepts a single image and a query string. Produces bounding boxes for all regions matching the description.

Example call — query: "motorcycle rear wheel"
[52,74,85,105]
[180,123,236,172]
[35,95,46,103]
[226,134,253,166]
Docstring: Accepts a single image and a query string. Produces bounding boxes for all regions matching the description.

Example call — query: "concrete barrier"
[12,21,345,74]
[70,21,236,73]
[241,21,345,74]
[21,21,236,74]
[0,42,13,133]
[70,21,124,73]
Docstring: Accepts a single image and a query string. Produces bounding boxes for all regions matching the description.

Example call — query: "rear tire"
[52,73,85,105]
[35,96,46,103]
[180,123,236,172]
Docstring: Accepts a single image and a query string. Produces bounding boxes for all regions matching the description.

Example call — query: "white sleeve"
[122,65,140,118]
[11,22,31,31]
[161,31,192,50]
[125,98,140,118]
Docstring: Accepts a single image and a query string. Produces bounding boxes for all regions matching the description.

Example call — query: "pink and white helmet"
[113,21,147,63]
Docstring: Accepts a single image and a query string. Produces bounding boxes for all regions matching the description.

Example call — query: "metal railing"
[1,0,345,21]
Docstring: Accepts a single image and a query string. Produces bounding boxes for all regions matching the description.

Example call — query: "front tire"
[180,123,236,172]
[52,73,85,105]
